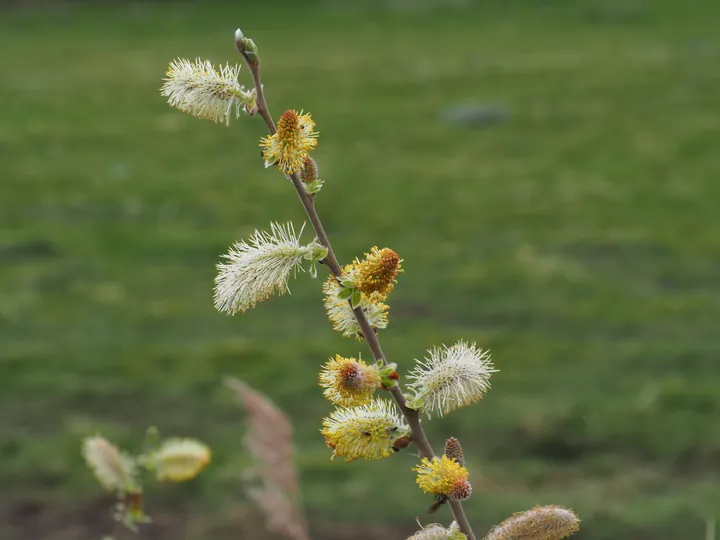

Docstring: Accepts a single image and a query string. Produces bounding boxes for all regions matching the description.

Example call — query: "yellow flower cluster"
[321,399,408,462]
[151,438,211,482]
[321,247,401,339]
[319,355,381,407]
[414,455,472,501]
[349,247,402,299]
[322,274,389,339]
[261,109,318,175]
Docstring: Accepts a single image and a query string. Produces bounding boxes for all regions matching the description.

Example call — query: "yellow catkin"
[321,399,407,462]
[414,455,472,500]
[152,438,211,482]
[260,110,318,174]
[322,275,389,339]
[319,355,381,406]
[350,247,402,298]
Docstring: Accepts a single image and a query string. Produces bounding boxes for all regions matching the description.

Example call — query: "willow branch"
[237,46,476,540]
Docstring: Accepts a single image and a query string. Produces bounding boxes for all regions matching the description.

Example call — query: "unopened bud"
[243,38,259,65]
[444,437,465,466]
[234,28,245,53]
[379,363,400,389]
[300,156,319,184]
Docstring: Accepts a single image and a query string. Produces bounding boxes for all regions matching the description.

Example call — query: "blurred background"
[2,0,719,538]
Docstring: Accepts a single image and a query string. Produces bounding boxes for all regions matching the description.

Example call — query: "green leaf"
[351,288,362,308]
[340,277,355,288]
[302,241,328,263]
[304,178,325,194]
[336,287,353,300]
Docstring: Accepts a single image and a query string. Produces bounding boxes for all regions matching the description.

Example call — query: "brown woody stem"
[238,47,477,540]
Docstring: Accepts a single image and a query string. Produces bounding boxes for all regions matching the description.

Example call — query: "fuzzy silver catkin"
[485,505,580,540]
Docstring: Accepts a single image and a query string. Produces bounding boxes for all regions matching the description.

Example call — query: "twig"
[237,45,477,540]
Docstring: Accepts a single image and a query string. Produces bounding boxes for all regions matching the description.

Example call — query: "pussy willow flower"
[407,341,496,418]
[408,521,466,540]
[82,436,136,493]
[161,58,252,125]
[321,398,408,462]
[215,222,312,314]
[151,438,211,482]
[485,505,580,540]
[414,455,472,501]
[261,110,318,175]
[322,274,389,339]
[319,355,382,406]
[347,247,402,298]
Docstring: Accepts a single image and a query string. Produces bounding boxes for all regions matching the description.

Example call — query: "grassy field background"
[2,1,720,538]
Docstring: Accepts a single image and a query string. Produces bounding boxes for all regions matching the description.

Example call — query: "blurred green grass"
[1,0,720,538]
